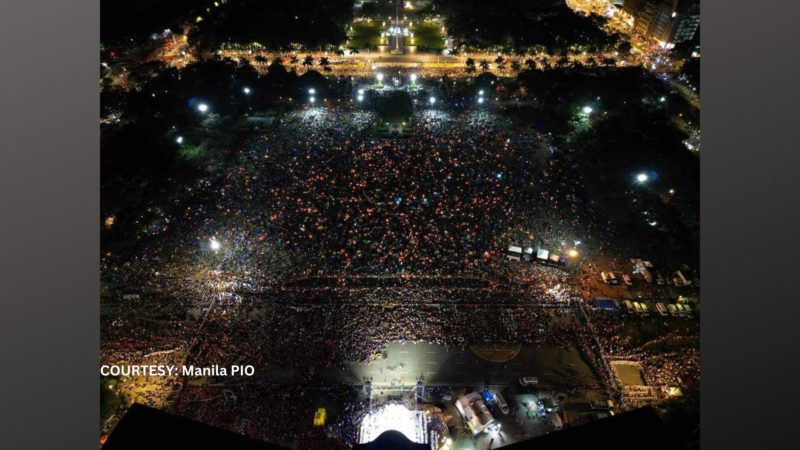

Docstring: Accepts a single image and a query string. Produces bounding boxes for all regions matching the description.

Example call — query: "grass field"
[348,20,445,50]
[410,21,445,50]
[348,21,382,49]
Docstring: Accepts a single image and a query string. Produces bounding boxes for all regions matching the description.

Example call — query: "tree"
[617,41,633,55]
[602,57,616,67]
[585,56,597,68]
[465,58,476,74]
[479,60,491,71]
[290,55,299,65]
[335,49,345,57]
[302,55,314,68]
[524,58,537,70]
[511,61,521,71]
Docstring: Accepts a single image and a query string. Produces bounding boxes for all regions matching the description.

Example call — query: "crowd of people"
[588,309,700,398]
[100,99,697,447]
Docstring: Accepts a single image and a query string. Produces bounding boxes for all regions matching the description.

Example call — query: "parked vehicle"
[667,303,678,316]
[601,271,618,285]
[655,302,668,316]
[622,274,633,286]
[494,392,510,415]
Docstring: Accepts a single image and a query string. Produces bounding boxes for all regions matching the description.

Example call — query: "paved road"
[319,342,600,388]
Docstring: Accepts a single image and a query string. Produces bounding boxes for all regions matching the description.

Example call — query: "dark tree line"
[189,0,353,52]
[435,0,620,53]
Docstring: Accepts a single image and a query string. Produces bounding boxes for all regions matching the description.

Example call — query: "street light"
[357,94,364,102]
[478,89,485,96]
[243,86,251,94]
[429,96,436,105]
[309,96,316,104]
[582,105,593,114]
[209,237,221,252]
[308,88,316,95]
[175,136,184,144]
[410,73,418,83]
[567,248,580,258]
[477,97,485,104]
[376,73,384,82]
[197,103,209,113]
[636,173,649,183]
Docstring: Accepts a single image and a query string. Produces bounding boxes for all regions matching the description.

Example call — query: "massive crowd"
[100,101,697,447]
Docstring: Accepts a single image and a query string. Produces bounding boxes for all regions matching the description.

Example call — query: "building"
[628,0,700,47]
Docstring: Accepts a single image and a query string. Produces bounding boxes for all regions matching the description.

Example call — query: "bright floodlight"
[636,173,649,183]
[197,103,209,113]
[410,73,418,83]
[567,248,580,258]
[357,94,364,102]
[309,96,316,104]
[358,89,365,95]
[243,87,251,94]
[478,97,485,104]
[308,88,316,95]
[175,136,184,144]
[376,73,384,82]
[429,96,436,105]
[582,106,593,114]
[209,237,221,251]
[478,89,484,96]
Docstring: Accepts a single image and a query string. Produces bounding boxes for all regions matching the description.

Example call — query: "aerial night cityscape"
[99,0,700,448]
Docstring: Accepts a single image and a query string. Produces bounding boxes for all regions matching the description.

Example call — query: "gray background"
[1,0,799,449]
